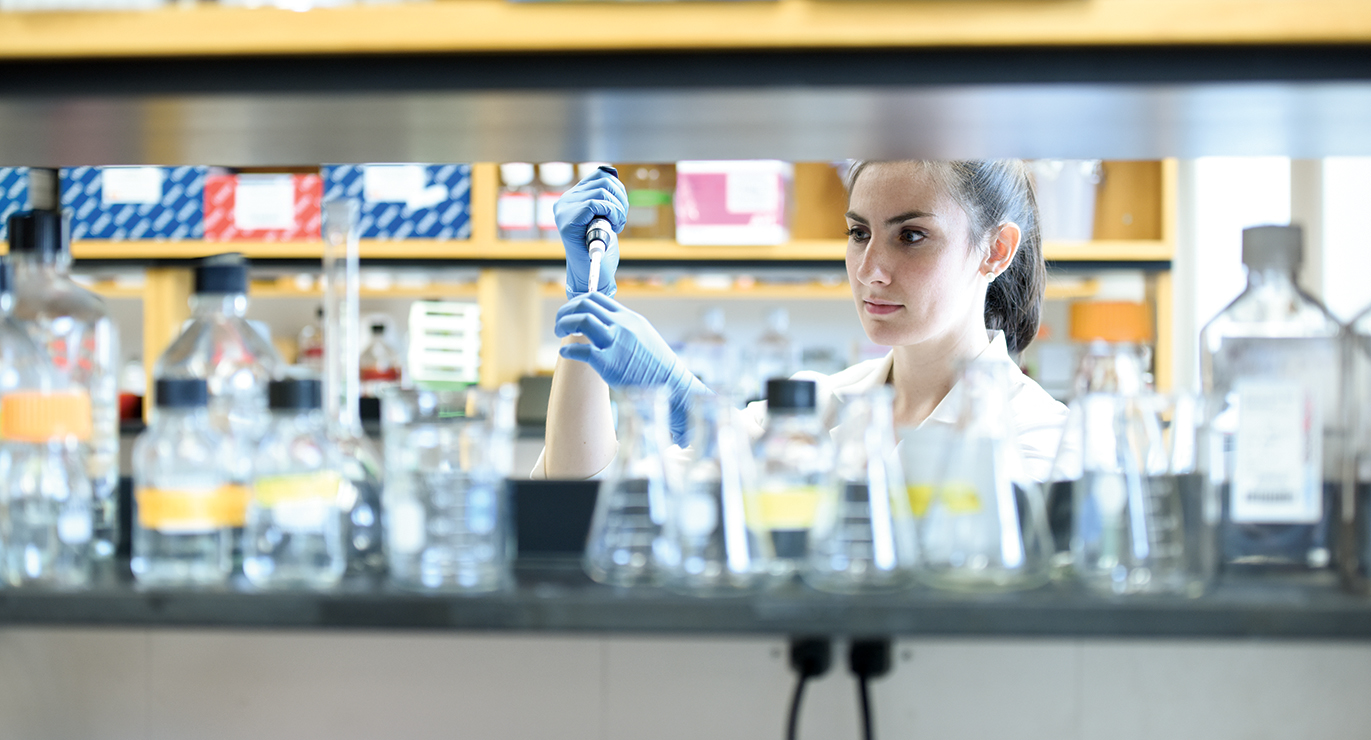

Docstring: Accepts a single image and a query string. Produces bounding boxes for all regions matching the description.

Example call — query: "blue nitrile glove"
[556,292,710,446]
[554,167,627,298]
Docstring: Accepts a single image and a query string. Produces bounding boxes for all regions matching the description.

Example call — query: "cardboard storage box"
[204,172,323,242]
[61,166,206,241]
[322,164,471,240]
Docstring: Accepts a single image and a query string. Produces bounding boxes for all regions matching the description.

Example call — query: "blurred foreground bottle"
[1200,225,1343,585]
[804,386,918,594]
[750,379,831,579]
[665,391,772,594]
[917,358,1053,592]
[243,378,346,590]
[297,306,325,371]
[155,254,283,570]
[7,211,119,560]
[131,379,233,588]
[584,386,676,587]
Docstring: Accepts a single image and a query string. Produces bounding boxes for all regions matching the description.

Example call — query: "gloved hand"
[556,292,710,446]
[554,167,627,298]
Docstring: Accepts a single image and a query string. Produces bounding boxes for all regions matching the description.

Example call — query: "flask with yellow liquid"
[918,359,1052,592]
[749,379,831,580]
[132,378,235,587]
[243,378,345,590]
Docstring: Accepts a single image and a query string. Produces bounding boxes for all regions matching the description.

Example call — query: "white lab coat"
[531,331,1068,482]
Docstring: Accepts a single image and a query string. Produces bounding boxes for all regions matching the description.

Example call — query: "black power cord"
[848,638,893,740]
[786,637,832,740]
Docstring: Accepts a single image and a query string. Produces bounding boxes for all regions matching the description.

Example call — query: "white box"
[674,160,793,246]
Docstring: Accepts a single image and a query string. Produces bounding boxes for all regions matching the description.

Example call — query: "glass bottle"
[804,386,918,594]
[584,386,677,587]
[297,306,325,371]
[918,358,1053,592]
[1200,225,1344,585]
[750,379,831,579]
[536,162,575,242]
[497,163,537,241]
[359,321,403,399]
[131,378,233,587]
[0,259,50,398]
[0,389,94,588]
[619,163,676,240]
[6,211,120,560]
[664,391,772,595]
[1051,342,1189,595]
[681,307,732,389]
[243,378,346,590]
[749,307,795,400]
[154,254,283,571]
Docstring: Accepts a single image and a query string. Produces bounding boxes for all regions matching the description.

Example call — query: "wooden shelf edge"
[72,238,1173,263]
[6,0,1371,60]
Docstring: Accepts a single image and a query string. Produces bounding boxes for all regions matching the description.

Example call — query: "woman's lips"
[863,299,902,316]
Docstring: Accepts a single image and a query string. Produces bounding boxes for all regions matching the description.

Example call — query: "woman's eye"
[900,229,926,245]
[846,226,869,241]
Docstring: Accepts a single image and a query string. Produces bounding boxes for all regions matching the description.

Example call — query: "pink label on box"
[204,174,323,242]
[675,172,785,227]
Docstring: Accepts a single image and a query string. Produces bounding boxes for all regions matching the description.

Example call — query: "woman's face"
[845,162,989,348]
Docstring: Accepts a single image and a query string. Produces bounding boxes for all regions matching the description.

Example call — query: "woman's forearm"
[543,334,617,478]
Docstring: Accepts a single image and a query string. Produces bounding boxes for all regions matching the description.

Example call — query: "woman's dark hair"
[844,160,1046,355]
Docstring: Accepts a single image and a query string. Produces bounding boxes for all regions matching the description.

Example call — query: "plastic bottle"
[131,378,233,587]
[536,162,576,242]
[359,321,403,399]
[6,211,120,560]
[297,306,325,371]
[751,379,832,579]
[1200,225,1344,584]
[497,163,537,241]
[243,378,346,590]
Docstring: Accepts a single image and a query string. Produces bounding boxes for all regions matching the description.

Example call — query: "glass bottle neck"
[10,251,69,274]
[191,293,249,318]
[153,406,210,428]
[1247,264,1298,291]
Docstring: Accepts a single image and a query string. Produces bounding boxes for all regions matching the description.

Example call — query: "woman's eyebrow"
[844,211,868,224]
[885,210,935,225]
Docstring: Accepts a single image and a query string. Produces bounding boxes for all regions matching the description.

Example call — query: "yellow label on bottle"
[908,482,983,516]
[746,487,822,529]
[253,472,342,508]
[137,485,249,531]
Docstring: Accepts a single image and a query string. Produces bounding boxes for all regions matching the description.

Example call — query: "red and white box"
[204,173,323,241]
[674,160,793,245]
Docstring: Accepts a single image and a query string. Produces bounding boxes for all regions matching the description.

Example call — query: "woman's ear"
[983,221,1022,279]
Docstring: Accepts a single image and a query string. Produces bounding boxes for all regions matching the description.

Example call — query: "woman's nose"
[855,241,891,286]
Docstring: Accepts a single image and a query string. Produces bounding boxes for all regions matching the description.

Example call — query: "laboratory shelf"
[4,560,1370,639]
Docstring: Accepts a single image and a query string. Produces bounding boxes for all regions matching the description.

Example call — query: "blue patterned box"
[60,166,206,241]
[0,168,57,242]
[322,164,471,240]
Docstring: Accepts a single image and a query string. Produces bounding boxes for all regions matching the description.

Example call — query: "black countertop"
[3,560,1370,639]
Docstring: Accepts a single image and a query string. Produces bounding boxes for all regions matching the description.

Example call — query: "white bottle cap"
[539,162,575,188]
[500,163,536,187]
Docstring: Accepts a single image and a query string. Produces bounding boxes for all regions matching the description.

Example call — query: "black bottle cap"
[766,379,817,410]
[370,323,385,335]
[194,254,248,294]
[7,210,62,256]
[269,378,323,410]
[155,378,209,409]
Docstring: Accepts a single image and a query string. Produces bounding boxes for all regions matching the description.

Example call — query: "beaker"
[584,386,677,587]
[918,358,1053,592]
[664,391,772,595]
[804,386,918,594]
[382,385,519,593]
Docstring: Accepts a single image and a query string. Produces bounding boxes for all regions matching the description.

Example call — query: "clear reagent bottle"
[751,379,832,579]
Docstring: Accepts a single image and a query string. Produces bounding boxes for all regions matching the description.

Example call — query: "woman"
[534,160,1067,481]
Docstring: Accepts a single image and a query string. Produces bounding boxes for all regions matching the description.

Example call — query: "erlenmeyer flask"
[919,358,1053,592]
[584,386,677,587]
[664,391,772,594]
[1052,342,1188,595]
[804,386,918,594]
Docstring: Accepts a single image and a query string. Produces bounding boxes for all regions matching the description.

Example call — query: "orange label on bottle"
[137,484,250,531]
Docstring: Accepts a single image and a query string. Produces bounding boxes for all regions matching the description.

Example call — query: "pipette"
[582,165,619,295]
